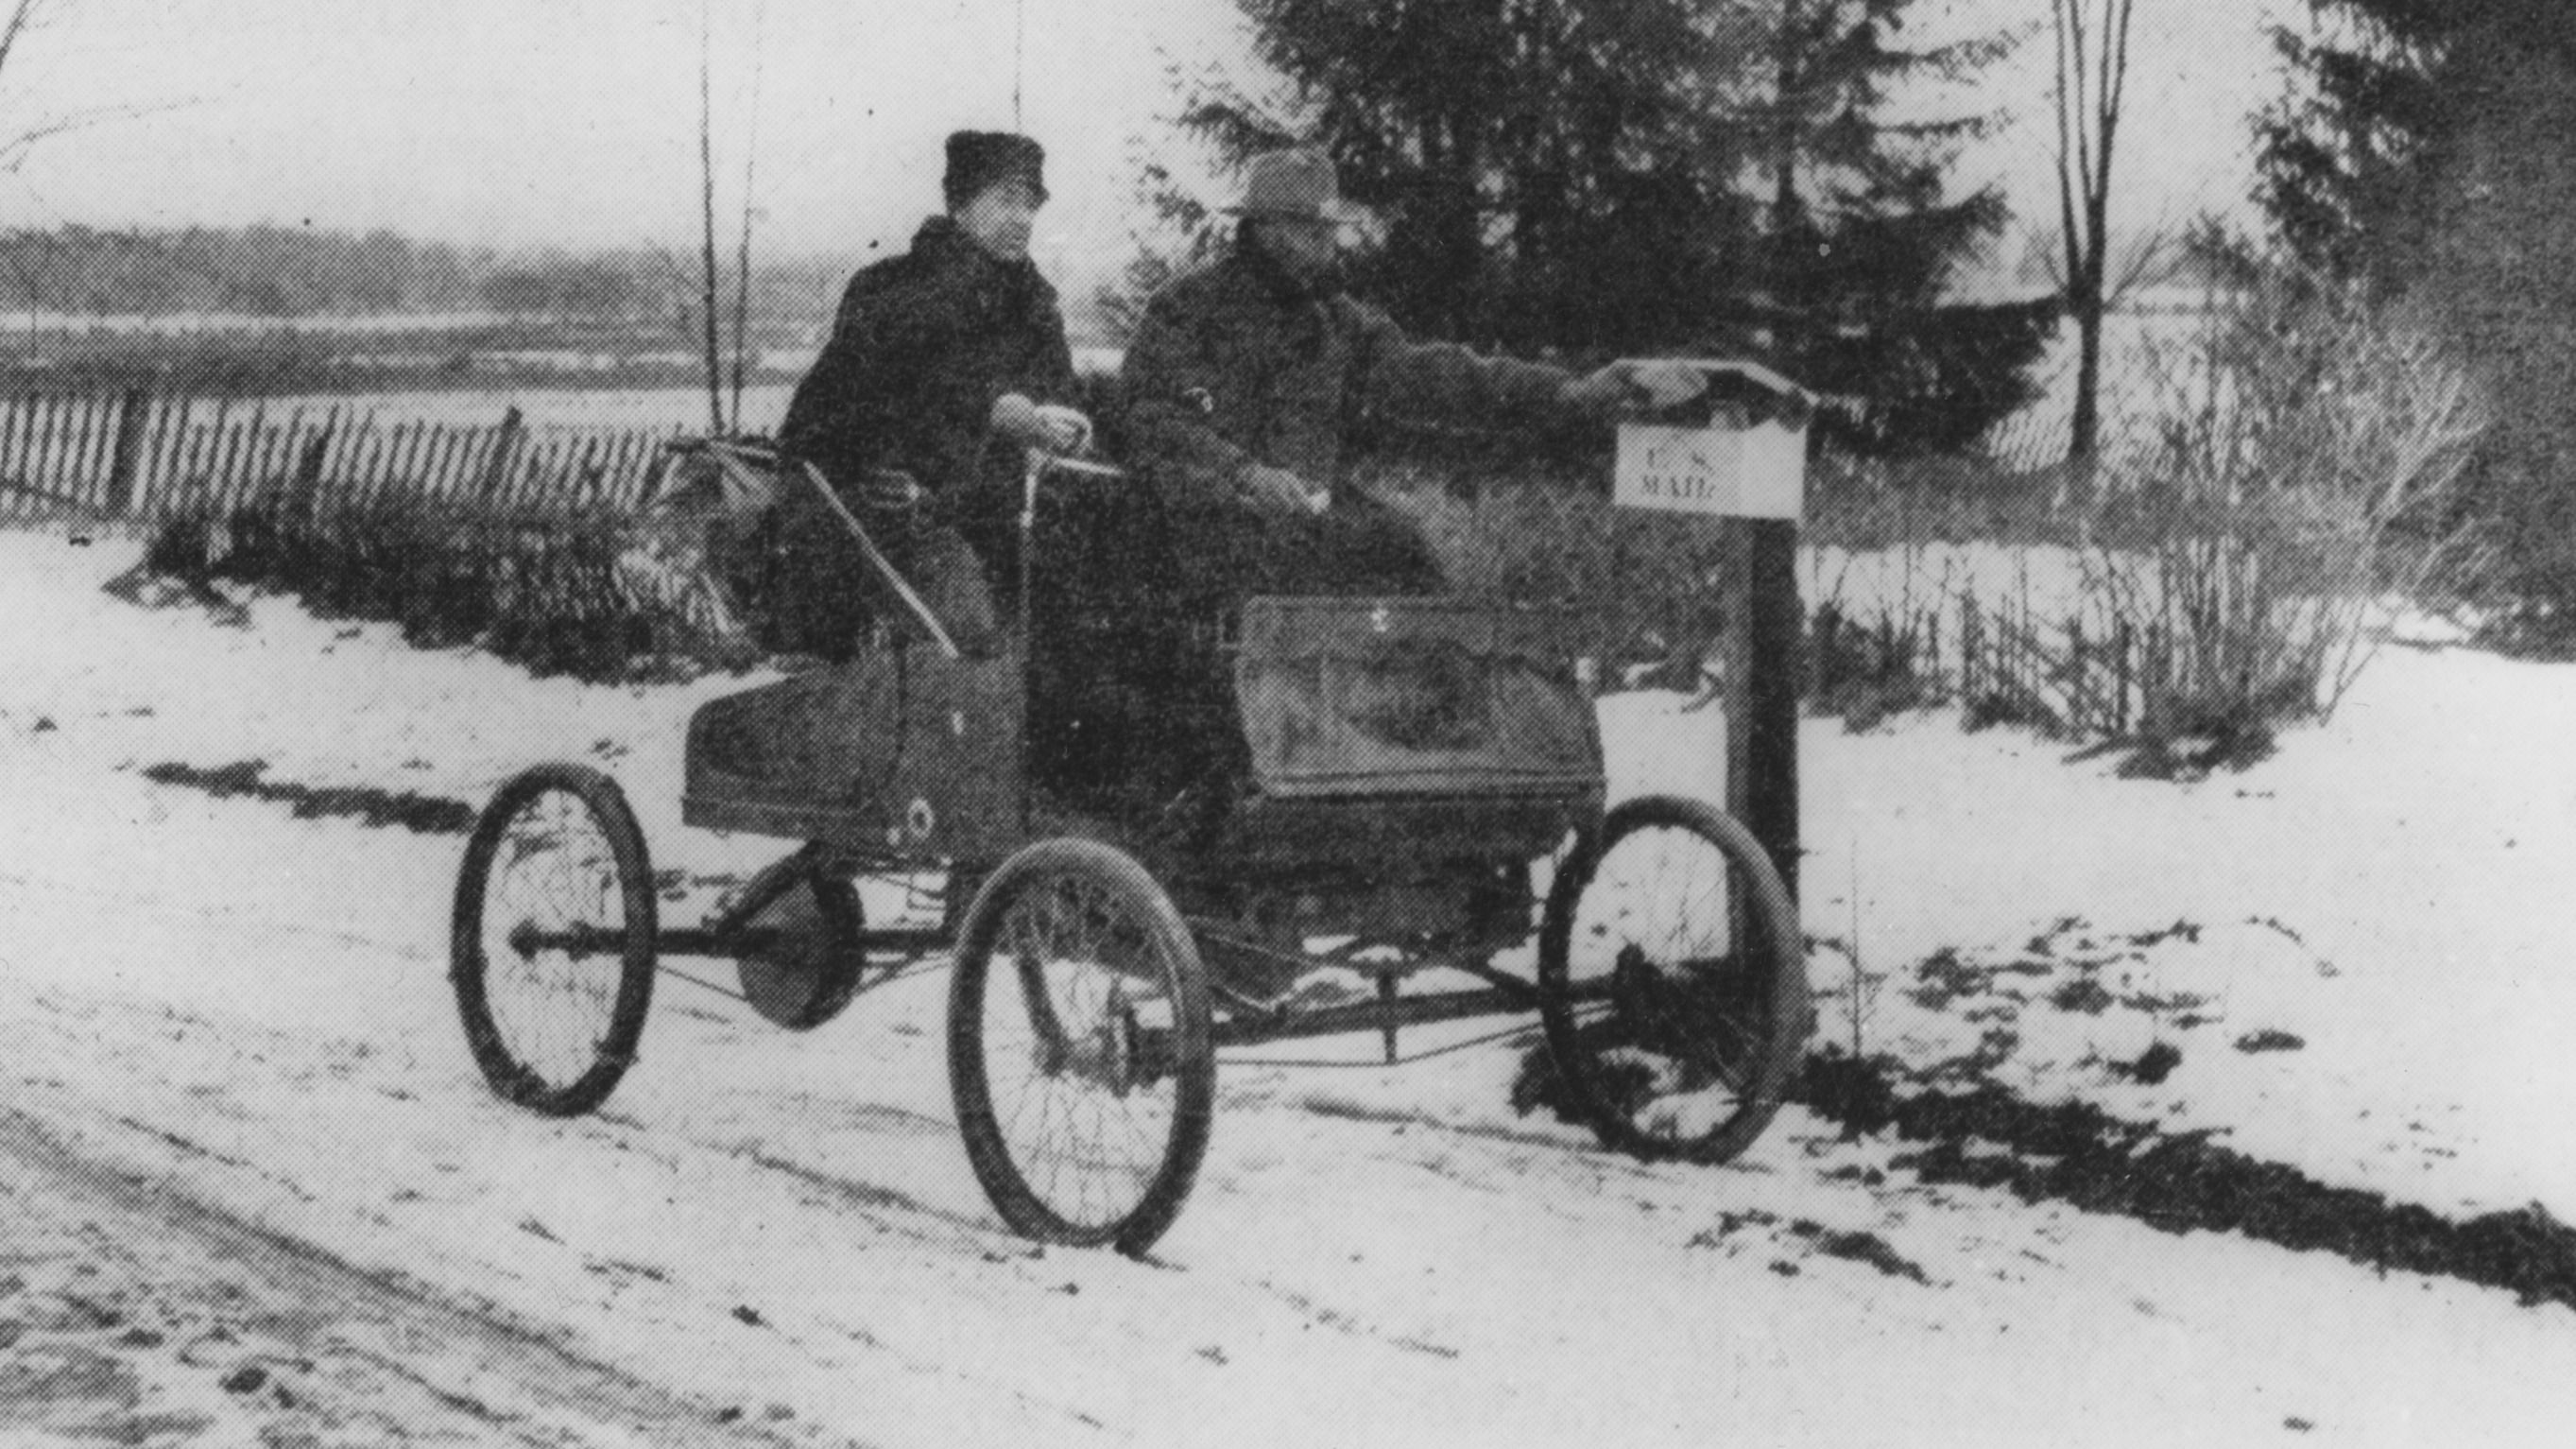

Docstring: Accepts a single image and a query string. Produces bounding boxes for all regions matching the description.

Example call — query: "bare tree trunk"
[2070,288,2104,460]
[1773,0,1807,227]
[2054,0,2137,463]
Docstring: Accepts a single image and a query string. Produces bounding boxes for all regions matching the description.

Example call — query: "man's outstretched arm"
[1348,301,1706,428]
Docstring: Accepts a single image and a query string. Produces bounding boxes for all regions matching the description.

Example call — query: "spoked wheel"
[1537,795,1810,1165]
[949,839,1213,1254]
[451,764,657,1116]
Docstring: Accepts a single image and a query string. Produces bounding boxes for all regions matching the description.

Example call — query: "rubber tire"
[949,838,1215,1255]
[452,763,659,1117]
[1537,794,1810,1165]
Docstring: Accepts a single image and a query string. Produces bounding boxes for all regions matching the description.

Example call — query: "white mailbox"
[1612,360,1811,522]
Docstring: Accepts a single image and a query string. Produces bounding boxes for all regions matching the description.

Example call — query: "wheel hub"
[1053,987,1144,1095]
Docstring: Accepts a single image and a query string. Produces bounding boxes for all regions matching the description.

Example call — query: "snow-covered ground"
[2,526,2571,1446]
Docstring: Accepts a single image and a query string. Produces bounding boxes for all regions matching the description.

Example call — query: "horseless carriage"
[450,387,1813,1255]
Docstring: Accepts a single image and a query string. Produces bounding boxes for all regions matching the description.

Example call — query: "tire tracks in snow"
[0,1106,826,1448]
[3,979,1429,1439]
[0,976,1142,1443]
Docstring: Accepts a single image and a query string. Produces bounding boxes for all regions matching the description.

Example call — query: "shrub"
[141,489,742,683]
[2059,274,2490,764]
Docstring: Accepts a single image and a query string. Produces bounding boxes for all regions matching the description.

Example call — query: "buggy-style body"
[683,642,1030,861]
[680,593,1602,903]
[452,430,1812,1256]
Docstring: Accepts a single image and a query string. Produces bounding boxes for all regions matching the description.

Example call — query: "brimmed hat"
[944,130,1048,207]
[1224,147,1358,223]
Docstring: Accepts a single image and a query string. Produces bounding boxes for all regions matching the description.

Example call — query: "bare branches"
[0,5,210,176]
[2052,0,2141,461]
[0,98,196,174]
[0,0,43,86]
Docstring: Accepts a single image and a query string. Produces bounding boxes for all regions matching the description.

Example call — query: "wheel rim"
[1557,819,1779,1154]
[476,785,635,1095]
[975,869,1188,1236]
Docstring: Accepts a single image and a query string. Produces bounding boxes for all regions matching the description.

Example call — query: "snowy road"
[4,530,2571,1446]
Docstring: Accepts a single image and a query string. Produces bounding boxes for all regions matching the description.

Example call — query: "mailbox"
[1612,360,1812,522]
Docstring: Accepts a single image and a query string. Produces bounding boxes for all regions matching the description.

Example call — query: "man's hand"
[856,468,924,510]
[1240,463,1329,515]
[1626,358,1712,409]
[990,393,1093,454]
[1558,358,1711,415]
[1029,404,1092,454]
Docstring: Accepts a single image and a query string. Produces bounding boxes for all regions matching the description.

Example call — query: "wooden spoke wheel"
[948,839,1214,1254]
[451,764,658,1116]
[1537,795,1809,1165]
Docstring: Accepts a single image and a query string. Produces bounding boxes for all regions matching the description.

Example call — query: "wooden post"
[63,394,98,506]
[251,407,299,505]
[289,408,335,522]
[0,394,22,503]
[388,419,427,499]
[1812,600,1842,696]
[101,388,152,519]
[175,399,221,515]
[2115,619,2133,736]
[2069,616,2088,733]
[1741,518,1801,899]
[475,406,525,504]
[31,395,60,503]
[143,394,183,522]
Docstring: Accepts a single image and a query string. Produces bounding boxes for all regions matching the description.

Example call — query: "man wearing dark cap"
[1120,146,1707,612]
[767,129,1088,660]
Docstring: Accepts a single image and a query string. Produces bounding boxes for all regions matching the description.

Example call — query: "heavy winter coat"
[1072,240,1589,821]
[1120,243,1572,506]
[1118,240,1577,608]
[781,215,1077,524]
[758,216,1075,657]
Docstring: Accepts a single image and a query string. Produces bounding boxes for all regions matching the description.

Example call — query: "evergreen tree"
[1182,0,1736,347]
[2258,2,2576,618]
[1166,0,2048,456]
[2254,1,2449,285]
[1735,1,2047,454]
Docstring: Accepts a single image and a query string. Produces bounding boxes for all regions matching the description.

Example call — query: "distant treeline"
[0,223,850,324]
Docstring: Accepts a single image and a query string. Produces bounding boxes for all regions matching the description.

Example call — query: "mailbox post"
[1612,361,1807,899]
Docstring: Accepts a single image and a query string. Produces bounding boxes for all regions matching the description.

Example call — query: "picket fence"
[0,389,683,524]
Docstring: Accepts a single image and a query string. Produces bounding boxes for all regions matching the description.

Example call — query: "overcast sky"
[0,0,2293,278]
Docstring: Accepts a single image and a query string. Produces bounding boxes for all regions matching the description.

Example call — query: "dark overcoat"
[1118,242,1574,606]
[1066,242,1589,821]
[757,216,1076,656]
[781,214,1077,513]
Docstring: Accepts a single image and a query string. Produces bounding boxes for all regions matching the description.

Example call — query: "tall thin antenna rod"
[730,0,767,431]
[697,0,725,436]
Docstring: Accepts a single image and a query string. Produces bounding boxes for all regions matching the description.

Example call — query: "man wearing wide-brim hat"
[1119,146,1708,610]
[1097,145,1708,821]
[766,129,1089,661]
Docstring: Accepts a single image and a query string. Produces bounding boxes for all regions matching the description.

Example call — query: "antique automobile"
[451,420,1811,1256]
